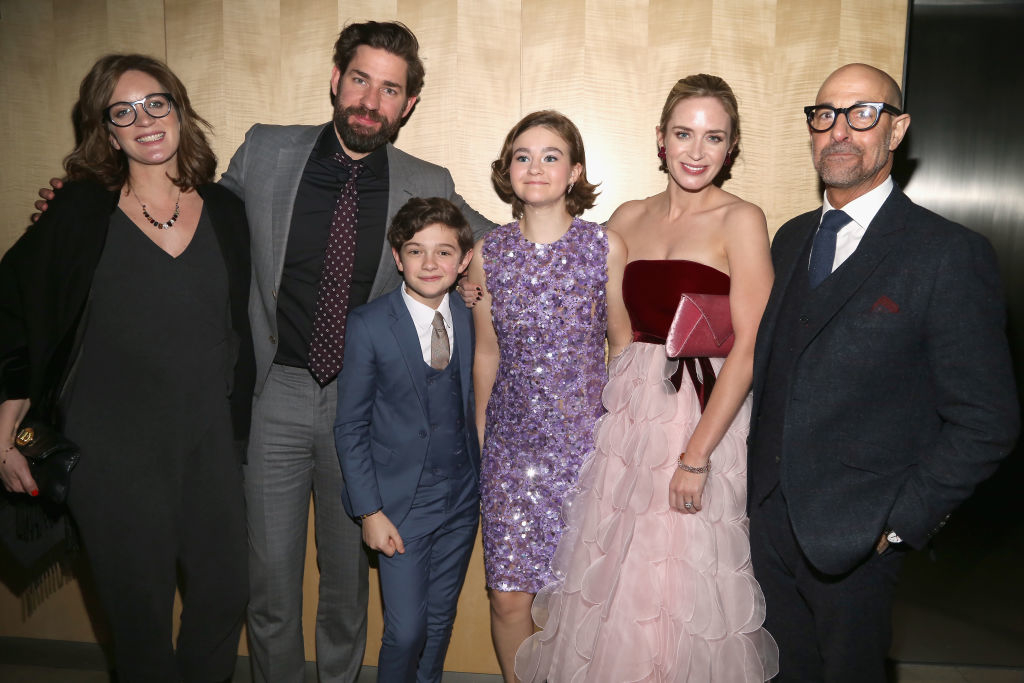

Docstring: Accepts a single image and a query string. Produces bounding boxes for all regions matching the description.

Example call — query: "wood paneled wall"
[0,0,907,673]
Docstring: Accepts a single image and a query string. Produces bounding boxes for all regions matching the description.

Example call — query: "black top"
[66,208,232,450]
[274,123,390,369]
[0,180,254,441]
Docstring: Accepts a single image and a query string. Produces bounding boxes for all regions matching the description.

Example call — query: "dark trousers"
[749,488,905,683]
[68,402,247,683]
[377,466,479,683]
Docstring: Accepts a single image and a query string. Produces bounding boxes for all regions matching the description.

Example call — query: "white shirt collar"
[813,176,894,273]
[400,287,454,363]
[822,175,893,230]
[401,287,452,330]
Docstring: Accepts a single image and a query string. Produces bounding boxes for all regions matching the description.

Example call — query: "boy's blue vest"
[423,340,469,475]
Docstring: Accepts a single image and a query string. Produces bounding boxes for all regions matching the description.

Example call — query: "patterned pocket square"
[871,295,899,313]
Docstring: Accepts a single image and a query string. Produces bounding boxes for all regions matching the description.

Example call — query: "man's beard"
[814,140,889,189]
[333,104,403,154]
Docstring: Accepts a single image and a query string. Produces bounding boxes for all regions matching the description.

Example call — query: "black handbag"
[14,419,80,504]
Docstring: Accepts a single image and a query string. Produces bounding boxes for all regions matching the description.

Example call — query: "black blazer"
[748,186,1019,575]
[0,179,255,441]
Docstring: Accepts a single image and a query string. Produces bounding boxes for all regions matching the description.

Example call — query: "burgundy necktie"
[308,154,364,386]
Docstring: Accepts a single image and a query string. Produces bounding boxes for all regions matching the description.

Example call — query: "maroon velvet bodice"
[623,259,731,343]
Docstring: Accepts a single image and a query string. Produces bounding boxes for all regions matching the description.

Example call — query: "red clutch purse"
[665,293,734,358]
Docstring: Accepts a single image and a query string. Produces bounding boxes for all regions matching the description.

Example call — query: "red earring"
[657,146,666,159]
[725,151,733,167]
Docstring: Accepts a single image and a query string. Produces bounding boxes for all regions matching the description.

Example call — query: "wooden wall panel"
[710,0,774,214]
[445,0,521,229]
[0,2,58,242]
[224,0,282,130]
[0,0,908,674]
[576,0,650,222]
[167,1,227,157]
[772,0,834,224]
[280,0,341,126]
[644,0,712,212]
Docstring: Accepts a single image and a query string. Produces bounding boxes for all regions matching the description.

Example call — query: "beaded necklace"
[129,188,181,229]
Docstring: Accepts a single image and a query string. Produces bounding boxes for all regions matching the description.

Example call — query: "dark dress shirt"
[274,124,390,369]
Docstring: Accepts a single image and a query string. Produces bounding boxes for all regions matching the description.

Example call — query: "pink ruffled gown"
[515,260,779,682]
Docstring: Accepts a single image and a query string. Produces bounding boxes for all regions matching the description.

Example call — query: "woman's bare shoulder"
[607,194,661,231]
[717,192,767,233]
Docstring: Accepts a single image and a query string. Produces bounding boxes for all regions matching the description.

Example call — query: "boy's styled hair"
[388,197,474,255]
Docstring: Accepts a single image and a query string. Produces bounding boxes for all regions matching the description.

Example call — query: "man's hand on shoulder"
[361,510,405,557]
[31,177,64,223]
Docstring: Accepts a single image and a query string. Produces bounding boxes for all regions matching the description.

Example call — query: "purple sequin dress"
[480,218,608,593]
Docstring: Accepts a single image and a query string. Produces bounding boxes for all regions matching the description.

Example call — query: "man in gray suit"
[219,21,492,683]
[747,63,1018,681]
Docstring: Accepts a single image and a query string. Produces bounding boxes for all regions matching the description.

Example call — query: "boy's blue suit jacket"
[334,286,480,526]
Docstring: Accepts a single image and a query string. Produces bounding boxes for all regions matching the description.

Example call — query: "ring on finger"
[684,502,693,509]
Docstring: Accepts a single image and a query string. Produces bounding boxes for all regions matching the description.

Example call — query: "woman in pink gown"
[516,75,780,681]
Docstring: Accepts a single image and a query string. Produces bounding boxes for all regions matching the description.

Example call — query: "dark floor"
[2,461,1022,682]
[0,659,1022,682]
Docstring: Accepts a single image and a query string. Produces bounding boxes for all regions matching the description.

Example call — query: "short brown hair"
[63,54,216,190]
[491,110,599,219]
[388,197,473,256]
[333,21,425,98]
[658,74,741,172]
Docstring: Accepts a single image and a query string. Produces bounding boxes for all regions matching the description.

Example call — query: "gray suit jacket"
[748,186,1019,575]
[219,123,494,392]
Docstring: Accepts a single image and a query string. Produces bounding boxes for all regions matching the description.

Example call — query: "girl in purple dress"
[467,111,632,681]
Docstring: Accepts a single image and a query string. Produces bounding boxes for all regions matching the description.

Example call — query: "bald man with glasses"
[746,63,1018,681]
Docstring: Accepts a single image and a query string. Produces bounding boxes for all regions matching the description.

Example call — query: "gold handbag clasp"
[15,426,36,447]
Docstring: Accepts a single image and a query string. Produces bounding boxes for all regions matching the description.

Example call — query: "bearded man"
[219,21,492,683]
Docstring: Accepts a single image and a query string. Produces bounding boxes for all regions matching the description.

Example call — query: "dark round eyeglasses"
[803,102,902,132]
[106,93,174,127]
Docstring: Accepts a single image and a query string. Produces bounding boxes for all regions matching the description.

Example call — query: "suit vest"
[423,341,469,476]
[750,234,849,505]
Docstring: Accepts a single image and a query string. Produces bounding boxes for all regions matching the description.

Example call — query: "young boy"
[334,197,479,683]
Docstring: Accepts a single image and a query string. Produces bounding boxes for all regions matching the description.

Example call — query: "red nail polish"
[30,489,39,497]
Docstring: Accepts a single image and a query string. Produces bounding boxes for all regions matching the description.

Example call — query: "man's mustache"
[342,106,386,124]
[821,142,860,157]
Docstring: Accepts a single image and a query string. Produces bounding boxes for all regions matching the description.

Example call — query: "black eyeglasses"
[804,102,902,132]
[106,93,175,127]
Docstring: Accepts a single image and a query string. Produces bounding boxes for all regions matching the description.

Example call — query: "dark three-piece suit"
[747,184,1019,681]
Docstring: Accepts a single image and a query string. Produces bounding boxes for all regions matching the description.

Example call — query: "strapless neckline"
[625,258,730,280]
[622,258,731,342]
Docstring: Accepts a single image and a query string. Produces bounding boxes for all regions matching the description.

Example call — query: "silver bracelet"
[677,459,711,474]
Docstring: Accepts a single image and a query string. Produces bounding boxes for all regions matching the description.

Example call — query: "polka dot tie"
[308,154,364,386]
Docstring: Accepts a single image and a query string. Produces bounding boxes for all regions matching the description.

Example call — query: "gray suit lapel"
[369,145,417,300]
[271,131,321,290]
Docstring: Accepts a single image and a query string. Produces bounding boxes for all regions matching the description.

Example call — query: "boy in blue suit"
[334,197,480,682]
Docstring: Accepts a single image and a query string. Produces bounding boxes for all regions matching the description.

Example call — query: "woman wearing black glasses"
[0,54,252,682]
